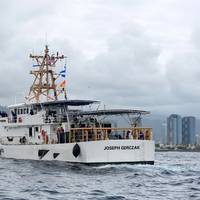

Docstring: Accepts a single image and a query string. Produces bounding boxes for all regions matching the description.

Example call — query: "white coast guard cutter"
[0,46,155,164]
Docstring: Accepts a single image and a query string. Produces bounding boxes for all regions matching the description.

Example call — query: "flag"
[32,64,40,67]
[60,80,66,88]
[59,64,66,78]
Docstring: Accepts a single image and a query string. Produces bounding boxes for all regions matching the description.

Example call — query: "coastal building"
[161,122,167,144]
[182,116,196,145]
[167,114,182,145]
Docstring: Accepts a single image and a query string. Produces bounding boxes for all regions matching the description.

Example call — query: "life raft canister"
[72,143,80,158]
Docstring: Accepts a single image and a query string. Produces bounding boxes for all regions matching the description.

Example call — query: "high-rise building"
[182,116,196,145]
[161,122,167,144]
[167,114,182,145]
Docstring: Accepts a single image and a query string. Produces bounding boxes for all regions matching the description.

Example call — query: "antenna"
[45,32,48,46]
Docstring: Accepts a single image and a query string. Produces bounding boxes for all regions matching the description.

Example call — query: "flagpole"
[64,87,67,100]
[64,60,67,100]
[64,78,67,100]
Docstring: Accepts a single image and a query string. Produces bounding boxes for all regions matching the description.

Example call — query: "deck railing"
[0,127,152,145]
[69,127,152,143]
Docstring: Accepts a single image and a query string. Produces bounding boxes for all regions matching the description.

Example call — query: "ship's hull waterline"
[0,139,155,164]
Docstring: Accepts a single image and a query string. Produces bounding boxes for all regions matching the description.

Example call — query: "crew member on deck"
[139,131,144,140]
[56,127,61,143]
[126,130,133,139]
[60,127,65,143]
[56,126,65,143]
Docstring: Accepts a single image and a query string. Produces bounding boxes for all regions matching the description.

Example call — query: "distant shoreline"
[156,149,200,152]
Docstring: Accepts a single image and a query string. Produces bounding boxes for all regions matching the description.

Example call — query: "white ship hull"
[0,139,154,164]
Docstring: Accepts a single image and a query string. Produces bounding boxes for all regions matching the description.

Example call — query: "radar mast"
[27,45,66,103]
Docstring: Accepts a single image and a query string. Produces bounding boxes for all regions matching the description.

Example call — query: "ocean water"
[0,152,200,200]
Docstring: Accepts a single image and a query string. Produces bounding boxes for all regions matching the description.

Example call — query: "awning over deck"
[76,109,150,116]
[8,99,99,109]
[36,100,99,107]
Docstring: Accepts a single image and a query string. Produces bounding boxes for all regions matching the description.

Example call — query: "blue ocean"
[0,152,200,200]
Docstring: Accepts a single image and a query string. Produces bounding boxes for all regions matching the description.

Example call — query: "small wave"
[101,195,126,200]
[190,187,200,191]
[90,189,106,196]
[160,169,175,176]
[40,189,60,195]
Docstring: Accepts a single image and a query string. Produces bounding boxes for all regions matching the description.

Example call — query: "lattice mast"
[27,45,65,103]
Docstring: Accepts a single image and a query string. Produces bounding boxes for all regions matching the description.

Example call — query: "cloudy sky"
[1,0,200,117]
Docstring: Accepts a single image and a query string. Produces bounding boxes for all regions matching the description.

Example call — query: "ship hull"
[0,139,154,164]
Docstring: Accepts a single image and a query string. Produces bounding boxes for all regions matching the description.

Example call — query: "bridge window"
[34,127,39,132]
[29,127,33,137]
